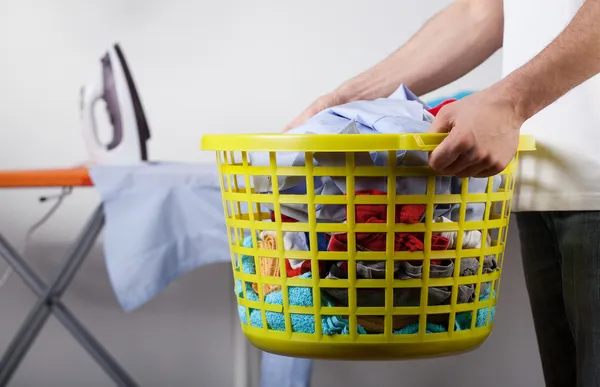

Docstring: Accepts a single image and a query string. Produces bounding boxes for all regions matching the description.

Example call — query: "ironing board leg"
[0,205,137,387]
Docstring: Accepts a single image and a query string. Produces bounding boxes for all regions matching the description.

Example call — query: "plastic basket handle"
[413,134,447,152]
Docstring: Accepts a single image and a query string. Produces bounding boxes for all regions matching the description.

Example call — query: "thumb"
[427,109,453,134]
[427,110,460,171]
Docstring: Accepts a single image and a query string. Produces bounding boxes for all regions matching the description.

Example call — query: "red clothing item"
[284,259,313,277]
[427,99,456,117]
[328,190,449,254]
[270,212,299,223]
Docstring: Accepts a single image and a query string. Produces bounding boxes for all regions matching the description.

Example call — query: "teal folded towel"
[235,236,494,334]
[394,286,495,334]
[235,236,363,334]
[247,272,366,335]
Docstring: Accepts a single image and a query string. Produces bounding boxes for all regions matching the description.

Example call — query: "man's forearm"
[335,0,504,102]
[498,0,600,121]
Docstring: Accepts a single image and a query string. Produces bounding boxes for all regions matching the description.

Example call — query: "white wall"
[0,0,503,243]
[0,0,543,386]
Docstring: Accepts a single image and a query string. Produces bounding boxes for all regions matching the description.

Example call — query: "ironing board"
[0,167,137,386]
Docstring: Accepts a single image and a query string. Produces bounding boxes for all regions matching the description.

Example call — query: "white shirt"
[503,0,600,211]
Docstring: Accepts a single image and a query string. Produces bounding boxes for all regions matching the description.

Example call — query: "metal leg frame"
[0,205,137,386]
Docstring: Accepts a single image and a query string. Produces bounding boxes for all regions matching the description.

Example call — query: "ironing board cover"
[0,167,92,187]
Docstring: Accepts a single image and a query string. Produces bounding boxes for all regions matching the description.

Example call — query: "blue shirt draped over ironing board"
[90,162,311,387]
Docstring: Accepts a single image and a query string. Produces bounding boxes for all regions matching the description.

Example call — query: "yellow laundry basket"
[202,133,535,360]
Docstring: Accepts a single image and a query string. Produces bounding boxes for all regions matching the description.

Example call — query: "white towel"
[434,216,491,249]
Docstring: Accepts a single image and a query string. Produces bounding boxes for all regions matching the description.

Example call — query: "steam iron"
[80,43,150,164]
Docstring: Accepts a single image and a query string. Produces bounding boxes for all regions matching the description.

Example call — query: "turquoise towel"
[235,236,494,334]
[394,285,495,334]
[235,236,363,334]
[246,272,367,335]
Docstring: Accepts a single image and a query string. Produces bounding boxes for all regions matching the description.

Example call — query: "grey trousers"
[260,352,313,387]
[516,212,600,387]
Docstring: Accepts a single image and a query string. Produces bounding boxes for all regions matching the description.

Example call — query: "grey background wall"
[0,0,544,386]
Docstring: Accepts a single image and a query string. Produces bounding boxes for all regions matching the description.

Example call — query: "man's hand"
[427,0,600,178]
[428,87,525,178]
[283,93,343,132]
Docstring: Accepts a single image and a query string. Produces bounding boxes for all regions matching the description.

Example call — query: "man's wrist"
[491,73,532,125]
[333,81,360,105]
[334,73,378,105]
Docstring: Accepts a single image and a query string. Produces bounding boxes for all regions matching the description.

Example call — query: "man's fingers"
[284,111,311,132]
[427,106,453,134]
[473,162,508,178]
[445,152,488,177]
[428,106,464,172]
[283,119,302,132]
[429,131,464,173]
[454,163,488,178]
[284,95,338,132]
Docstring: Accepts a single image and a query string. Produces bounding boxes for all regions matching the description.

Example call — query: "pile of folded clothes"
[234,85,498,335]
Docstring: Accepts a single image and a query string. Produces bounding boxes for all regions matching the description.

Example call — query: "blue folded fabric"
[89,162,231,312]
